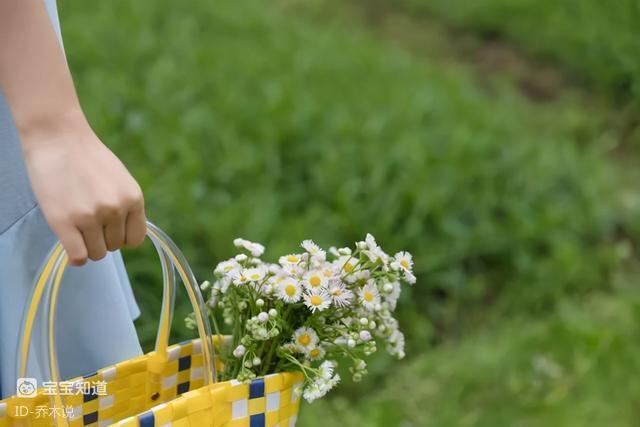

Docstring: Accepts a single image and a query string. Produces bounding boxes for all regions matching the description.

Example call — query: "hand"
[22,118,146,266]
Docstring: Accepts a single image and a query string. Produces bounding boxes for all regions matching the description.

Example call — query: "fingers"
[125,202,146,248]
[81,223,108,262]
[57,225,89,266]
[50,189,146,266]
[104,213,126,251]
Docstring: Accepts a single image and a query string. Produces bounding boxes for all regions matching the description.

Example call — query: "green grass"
[300,287,640,426]
[399,0,640,122]
[58,0,627,348]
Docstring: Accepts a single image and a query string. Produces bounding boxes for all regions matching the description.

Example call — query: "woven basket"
[0,223,303,427]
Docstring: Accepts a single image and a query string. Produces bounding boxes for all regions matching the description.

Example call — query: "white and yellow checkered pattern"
[0,337,302,427]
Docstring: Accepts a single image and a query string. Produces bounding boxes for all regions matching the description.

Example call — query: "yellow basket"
[0,337,303,427]
[0,223,303,427]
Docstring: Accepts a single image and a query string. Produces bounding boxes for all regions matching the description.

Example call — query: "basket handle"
[17,222,216,425]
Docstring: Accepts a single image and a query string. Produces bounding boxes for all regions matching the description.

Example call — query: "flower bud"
[383,283,393,293]
[269,309,278,317]
[256,298,265,307]
[359,317,369,326]
[369,321,377,329]
[200,281,211,291]
[233,345,246,358]
[235,254,248,262]
[359,330,372,342]
[347,339,356,348]
[257,312,269,323]
[252,357,261,366]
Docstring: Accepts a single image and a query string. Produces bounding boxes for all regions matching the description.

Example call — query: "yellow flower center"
[240,275,247,282]
[285,284,297,296]
[309,348,321,358]
[298,334,311,346]
[250,274,261,280]
[310,295,323,306]
[363,291,374,302]
[332,289,342,296]
[400,260,410,269]
[223,265,234,272]
[309,276,321,287]
[323,270,333,277]
[287,255,299,263]
[344,263,354,273]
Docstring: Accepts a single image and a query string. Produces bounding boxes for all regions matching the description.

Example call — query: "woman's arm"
[0,0,146,265]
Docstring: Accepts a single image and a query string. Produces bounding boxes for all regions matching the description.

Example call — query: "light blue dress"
[0,0,142,399]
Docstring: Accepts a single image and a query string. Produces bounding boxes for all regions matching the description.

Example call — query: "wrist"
[17,107,93,155]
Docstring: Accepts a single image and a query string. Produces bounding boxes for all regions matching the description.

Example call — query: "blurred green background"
[58,0,640,425]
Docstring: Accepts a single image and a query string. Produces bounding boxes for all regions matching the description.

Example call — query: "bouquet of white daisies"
[185,234,415,403]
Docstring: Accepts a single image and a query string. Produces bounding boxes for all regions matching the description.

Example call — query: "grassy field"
[57,0,638,425]
[396,0,640,143]
[301,288,640,426]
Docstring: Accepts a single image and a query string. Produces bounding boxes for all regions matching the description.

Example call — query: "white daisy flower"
[321,265,338,280]
[359,234,389,264]
[338,247,352,256]
[334,256,359,274]
[302,383,324,403]
[404,270,417,285]
[391,251,413,272]
[278,278,302,303]
[328,281,354,307]
[233,238,265,257]
[358,281,380,311]
[279,253,303,266]
[214,259,240,275]
[343,269,370,285]
[293,327,319,350]
[319,360,336,380]
[216,276,232,293]
[301,240,326,261]
[268,268,288,284]
[281,263,304,278]
[229,269,248,286]
[303,288,331,312]
[303,372,341,403]
[387,330,406,359]
[305,345,326,361]
[243,267,266,282]
[362,233,389,264]
[302,270,328,291]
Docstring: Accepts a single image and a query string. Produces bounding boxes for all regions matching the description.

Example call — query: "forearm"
[0,0,85,148]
